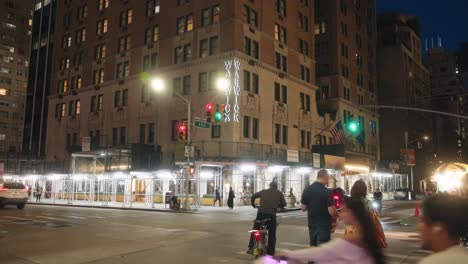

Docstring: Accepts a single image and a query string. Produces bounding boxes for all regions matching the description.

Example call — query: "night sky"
[377,0,468,51]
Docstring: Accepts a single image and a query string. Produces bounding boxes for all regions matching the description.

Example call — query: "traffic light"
[214,104,223,123]
[205,103,214,123]
[347,116,359,134]
[178,121,187,142]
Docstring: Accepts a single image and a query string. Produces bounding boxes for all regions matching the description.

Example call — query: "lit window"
[0,88,9,96]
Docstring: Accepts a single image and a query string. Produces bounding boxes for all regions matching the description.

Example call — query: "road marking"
[2,216,33,221]
[280,242,309,248]
[380,217,393,221]
[34,215,71,222]
[381,219,401,224]
[386,252,429,260]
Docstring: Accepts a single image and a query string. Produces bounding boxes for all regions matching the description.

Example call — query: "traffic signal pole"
[184,100,191,211]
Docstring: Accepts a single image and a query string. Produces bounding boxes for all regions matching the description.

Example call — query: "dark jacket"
[251,188,287,215]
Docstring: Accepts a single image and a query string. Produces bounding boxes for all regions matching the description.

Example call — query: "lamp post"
[151,77,192,211]
[150,76,228,211]
[404,132,429,195]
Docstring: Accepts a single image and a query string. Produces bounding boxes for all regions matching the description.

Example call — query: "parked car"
[394,188,410,200]
[0,182,29,209]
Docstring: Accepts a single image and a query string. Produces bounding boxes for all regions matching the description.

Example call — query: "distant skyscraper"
[0,0,32,153]
[23,0,57,157]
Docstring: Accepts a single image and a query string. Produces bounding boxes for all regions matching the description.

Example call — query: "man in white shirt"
[418,194,468,263]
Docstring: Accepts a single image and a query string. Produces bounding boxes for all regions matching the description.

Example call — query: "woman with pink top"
[274,197,385,264]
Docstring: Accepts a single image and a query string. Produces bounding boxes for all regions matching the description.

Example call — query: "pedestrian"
[227,187,235,210]
[275,197,385,264]
[35,185,42,202]
[247,181,287,256]
[214,187,221,206]
[417,194,468,263]
[346,180,387,248]
[300,169,337,248]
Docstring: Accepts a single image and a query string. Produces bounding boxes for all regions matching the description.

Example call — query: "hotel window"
[118,36,131,53]
[120,127,126,145]
[275,124,281,144]
[96,19,108,36]
[139,124,146,144]
[252,118,259,139]
[274,24,287,44]
[275,52,287,72]
[199,39,209,58]
[144,26,159,45]
[275,0,287,17]
[300,65,311,83]
[120,9,133,27]
[299,39,309,56]
[176,14,193,34]
[198,72,208,92]
[182,75,191,95]
[116,61,129,79]
[98,0,109,11]
[183,43,192,61]
[244,37,259,59]
[146,0,160,17]
[93,68,105,84]
[201,5,220,26]
[95,44,106,60]
[77,5,88,20]
[243,116,251,138]
[243,5,258,28]
[298,13,309,32]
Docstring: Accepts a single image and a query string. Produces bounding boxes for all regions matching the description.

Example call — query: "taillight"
[0,187,9,192]
[254,231,261,241]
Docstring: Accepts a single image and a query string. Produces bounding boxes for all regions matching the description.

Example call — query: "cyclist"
[247,181,287,256]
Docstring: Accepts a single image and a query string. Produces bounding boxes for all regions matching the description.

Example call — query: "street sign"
[82,137,91,152]
[185,146,194,158]
[195,120,211,129]
[287,150,299,162]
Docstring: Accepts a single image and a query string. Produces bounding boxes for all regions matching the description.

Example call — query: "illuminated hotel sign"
[224,59,241,122]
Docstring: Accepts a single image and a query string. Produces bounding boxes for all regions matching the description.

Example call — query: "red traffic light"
[205,103,214,112]
[178,123,187,132]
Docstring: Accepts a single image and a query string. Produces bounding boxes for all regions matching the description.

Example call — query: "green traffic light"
[214,112,222,122]
[348,122,358,133]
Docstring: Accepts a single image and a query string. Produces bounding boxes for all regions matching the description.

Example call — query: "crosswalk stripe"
[34,215,71,222]
[2,216,33,221]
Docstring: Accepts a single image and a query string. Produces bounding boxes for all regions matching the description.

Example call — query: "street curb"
[27,202,188,214]
[27,202,301,214]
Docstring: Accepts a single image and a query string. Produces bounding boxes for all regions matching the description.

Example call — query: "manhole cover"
[46,222,73,228]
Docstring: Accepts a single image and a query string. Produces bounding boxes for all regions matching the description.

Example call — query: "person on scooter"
[247,181,287,256]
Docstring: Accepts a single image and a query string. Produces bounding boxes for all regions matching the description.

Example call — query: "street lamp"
[215,77,229,91]
[150,78,165,92]
[150,78,193,212]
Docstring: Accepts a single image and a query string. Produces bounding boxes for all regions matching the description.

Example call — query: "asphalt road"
[0,201,429,264]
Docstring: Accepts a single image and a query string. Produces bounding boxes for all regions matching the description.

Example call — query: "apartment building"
[0,0,31,154]
[314,0,380,173]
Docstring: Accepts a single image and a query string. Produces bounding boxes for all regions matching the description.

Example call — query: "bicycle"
[248,218,271,258]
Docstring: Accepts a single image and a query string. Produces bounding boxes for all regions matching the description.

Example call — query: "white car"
[0,182,29,209]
